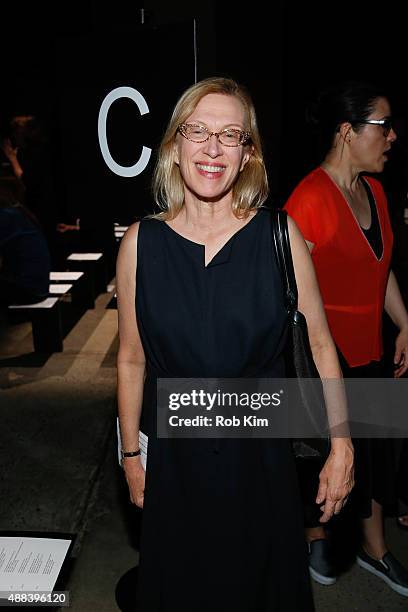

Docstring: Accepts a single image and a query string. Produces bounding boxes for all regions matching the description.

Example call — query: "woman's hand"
[1,137,18,161]
[57,222,80,233]
[393,326,408,378]
[123,457,146,508]
[316,440,354,523]
[1,137,24,178]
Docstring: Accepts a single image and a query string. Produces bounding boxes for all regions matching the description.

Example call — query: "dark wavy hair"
[306,81,388,159]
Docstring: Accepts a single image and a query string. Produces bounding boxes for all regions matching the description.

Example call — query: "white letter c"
[98,86,152,177]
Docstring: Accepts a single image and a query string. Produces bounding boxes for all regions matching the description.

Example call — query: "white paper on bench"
[67,253,102,261]
[0,536,71,592]
[50,271,84,281]
[9,297,59,309]
[116,418,147,470]
[49,284,73,294]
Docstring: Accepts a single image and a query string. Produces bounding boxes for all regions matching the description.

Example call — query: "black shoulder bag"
[271,209,330,460]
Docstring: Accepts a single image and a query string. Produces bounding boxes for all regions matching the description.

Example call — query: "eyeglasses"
[356,118,393,137]
[178,123,251,147]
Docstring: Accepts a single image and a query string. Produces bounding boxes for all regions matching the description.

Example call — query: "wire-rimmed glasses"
[178,123,251,147]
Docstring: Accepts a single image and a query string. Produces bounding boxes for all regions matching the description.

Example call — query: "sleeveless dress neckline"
[161,210,261,267]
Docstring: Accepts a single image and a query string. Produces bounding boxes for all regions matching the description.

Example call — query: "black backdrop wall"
[55,20,196,253]
[1,1,406,230]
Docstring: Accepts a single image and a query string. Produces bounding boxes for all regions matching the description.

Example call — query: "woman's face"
[351,96,397,173]
[174,93,252,203]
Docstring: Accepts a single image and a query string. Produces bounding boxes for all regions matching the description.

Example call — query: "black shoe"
[308,539,337,586]
[356,548,408,597]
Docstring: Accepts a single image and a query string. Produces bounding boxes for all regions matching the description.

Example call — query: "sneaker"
[308,539,337,586]
[356,547,408,597]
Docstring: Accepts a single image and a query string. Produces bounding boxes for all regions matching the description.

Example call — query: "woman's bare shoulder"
[116,222,140,273]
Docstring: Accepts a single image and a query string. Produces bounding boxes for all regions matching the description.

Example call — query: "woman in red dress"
[285,81,408,596]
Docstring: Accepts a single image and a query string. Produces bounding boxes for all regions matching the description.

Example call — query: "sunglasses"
[356,118,393,137]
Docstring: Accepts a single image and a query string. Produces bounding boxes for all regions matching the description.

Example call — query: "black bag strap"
[271,209,298,312]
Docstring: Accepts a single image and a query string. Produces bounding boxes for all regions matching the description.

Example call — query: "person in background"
[1,115,57,256]
[116,76,354,612]
[0,177,50,305]
[285,81,408,596]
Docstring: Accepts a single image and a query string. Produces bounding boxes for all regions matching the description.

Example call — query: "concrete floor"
[67,431,140,611]
[1,287,408,611]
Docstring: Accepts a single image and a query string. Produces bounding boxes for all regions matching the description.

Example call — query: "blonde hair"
[151,77,268,220]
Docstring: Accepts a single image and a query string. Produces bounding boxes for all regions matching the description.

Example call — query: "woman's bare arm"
[288,216,354,521]
[116,222,146,507]
[384,270,408,377]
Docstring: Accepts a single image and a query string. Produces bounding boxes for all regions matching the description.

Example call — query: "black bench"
[50,271,94,309]
[8,297,63,353]
[66,253,107,299]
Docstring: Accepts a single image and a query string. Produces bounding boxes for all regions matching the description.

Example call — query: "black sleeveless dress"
[135,209,314,612]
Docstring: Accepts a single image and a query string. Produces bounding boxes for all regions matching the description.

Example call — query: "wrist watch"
[121,449,141,459]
